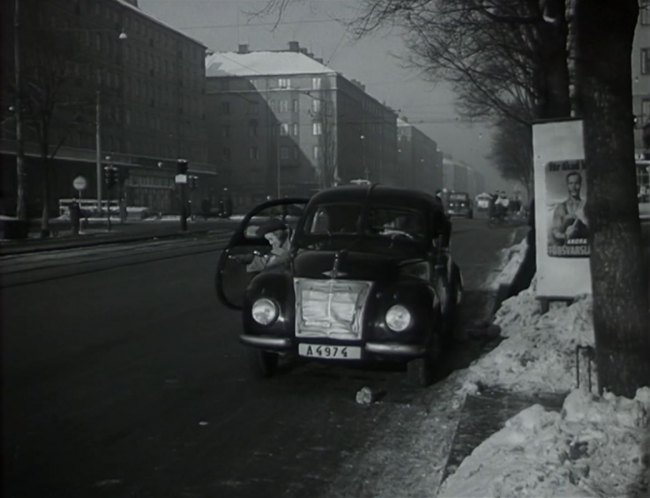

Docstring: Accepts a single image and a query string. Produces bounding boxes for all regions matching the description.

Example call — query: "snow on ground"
[438,247,650,497]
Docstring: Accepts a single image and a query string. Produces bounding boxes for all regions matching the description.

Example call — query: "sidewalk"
[0,215,238,256]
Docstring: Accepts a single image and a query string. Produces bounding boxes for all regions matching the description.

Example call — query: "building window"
[292,123,299,136]
[221,101,231,114]
[292,99,299,112]
[312,99,321,113]
[279,100,289,112]
[280,146,290,160]
[293,146,300,160]
[222,148,231,160]
[642,3,650,25]
[642,48,650,75]
[247,101,259,114]
[280,123,290,136]
[313,122,322,135]
[642,99,650,126]
[312,77,322,89]
[278,78,291,88]
[222,125,230,138]
[249,119,258,137]
[313,145,321,160]
[249,146,259,160]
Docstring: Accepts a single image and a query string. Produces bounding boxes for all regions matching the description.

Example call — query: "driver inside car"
[246,219,291,272]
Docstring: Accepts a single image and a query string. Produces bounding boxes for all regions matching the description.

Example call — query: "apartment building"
[396,118,443,194]
[204,41,398,210]
[633,1,650,158]
[633,1,650,194]
[0,0,212,216]
[442,156,484,199]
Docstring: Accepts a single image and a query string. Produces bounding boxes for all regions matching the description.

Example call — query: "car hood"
[293,250,422,281]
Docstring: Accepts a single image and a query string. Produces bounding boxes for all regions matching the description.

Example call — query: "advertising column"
[533,119,591,300]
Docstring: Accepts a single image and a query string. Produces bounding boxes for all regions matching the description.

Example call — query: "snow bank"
[439,388,650,498]
[462,284,595,394]
[440,236,650,497]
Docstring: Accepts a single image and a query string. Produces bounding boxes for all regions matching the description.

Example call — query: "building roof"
[205,51,336,78]
[117,0,206,48]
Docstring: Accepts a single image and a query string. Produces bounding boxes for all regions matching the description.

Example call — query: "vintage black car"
[215,185,462,386]
[447,192,473,218]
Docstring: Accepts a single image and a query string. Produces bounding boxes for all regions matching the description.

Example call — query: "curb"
[0,227,225,256]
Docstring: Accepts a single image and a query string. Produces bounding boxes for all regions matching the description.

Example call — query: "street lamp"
[96,29,127,215]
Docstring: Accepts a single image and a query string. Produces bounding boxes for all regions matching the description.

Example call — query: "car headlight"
[251,298,279,325]
[385,304,412,332]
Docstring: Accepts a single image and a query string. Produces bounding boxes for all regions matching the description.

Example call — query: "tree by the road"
[261,0,650,395]
[573,0,649,396]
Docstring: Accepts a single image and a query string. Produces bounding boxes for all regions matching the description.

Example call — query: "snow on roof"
[205,51,336,78]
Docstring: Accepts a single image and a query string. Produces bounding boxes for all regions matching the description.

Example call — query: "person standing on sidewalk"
[69,199,81,235]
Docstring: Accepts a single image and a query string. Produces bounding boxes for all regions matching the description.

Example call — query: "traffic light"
[177,158,189,174]
[104,165,117,189]
[189,175,198,190]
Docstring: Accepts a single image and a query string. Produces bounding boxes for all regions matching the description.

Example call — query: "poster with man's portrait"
[546,160,590,257]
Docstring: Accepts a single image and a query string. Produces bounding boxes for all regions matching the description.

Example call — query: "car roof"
[309,184,441,212]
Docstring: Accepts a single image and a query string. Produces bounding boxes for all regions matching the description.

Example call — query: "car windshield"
[449,194,468,202]
[298,202,427,254]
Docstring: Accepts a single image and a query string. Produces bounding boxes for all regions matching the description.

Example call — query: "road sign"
[73,176,87,191]
[175,174,188,184]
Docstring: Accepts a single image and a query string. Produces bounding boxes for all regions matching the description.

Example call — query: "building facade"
[396,118,443,195]
[633,1,650,159]
[633,1,650,195]
[1,0,212,217]
[441,156,484,199]
[204,42,398,210]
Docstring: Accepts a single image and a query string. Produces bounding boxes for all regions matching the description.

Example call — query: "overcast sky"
[139,0,510,191]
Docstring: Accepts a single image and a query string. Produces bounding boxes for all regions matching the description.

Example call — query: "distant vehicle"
[447,192,473,218]
[215,185,462,386]
[475,193,492,211]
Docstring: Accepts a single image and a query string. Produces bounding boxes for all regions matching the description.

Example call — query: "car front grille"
[294,278,372,340]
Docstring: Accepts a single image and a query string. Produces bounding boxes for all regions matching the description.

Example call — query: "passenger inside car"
[246,219,291,272]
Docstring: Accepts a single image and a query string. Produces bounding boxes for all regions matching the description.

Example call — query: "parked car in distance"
[447,192,473,218]
[215,184,462,386]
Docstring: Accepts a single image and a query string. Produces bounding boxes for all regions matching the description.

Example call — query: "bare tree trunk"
[14,0,27,220]
[575,0,650,396]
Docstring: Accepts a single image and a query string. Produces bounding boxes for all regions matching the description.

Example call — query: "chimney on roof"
[238,43,249,54]
[314,57,323,64]
[288,41,300,52]
[299,48,308,54]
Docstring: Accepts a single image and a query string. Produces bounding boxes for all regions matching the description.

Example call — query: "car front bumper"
[239,334,426,357]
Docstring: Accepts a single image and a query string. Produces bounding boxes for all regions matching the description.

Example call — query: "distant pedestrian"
[119,196,127,224]
[69,199,81,235]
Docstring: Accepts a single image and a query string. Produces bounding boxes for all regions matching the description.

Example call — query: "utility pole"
[14,0,26,220]
[95,90,102,214]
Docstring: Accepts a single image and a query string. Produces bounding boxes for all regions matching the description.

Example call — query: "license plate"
[298,343,361,360]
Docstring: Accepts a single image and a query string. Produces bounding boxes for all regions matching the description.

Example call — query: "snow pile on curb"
[462,285,595,394]
[439,388,650,498]
[439,237,649,497]
[488,237,528,290]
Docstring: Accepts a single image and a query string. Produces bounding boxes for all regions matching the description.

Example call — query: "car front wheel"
[247,348,279,378]
[407,332,441,387]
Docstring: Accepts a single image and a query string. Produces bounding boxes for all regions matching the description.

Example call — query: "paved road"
[1,217,522,498]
